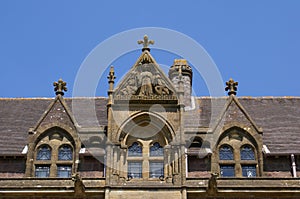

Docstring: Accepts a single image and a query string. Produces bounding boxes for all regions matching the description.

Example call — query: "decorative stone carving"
[225,78,238,96]
[120,73,138,95]
[154,73,171,95]
[138,68,154,96]
[53,78,67,96]
[137,35,154,52]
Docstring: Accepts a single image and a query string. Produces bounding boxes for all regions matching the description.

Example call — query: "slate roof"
[0,97,300,155]
[0,98,107,155]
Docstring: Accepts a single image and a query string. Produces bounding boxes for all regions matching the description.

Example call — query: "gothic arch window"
[240,145,256,177]
[32,128,75,178]
[215,128,259,178]
[219,145,235,177]
[240,145,255,160]
[58,145,73,160]
[219,145,234,160]
[149,142,164,178]
[36,145,51,160]
[128,142,142,157]
[127,140,164,180]
[150,142,163,156]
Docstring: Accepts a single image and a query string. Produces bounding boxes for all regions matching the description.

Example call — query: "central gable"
[114,50,178,103]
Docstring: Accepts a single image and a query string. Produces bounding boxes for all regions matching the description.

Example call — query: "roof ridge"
[194,96,300,99]
[0,97,54,100]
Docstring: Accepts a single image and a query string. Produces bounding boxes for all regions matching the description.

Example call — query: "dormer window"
[32,128,75,178]
[215,128,259,178]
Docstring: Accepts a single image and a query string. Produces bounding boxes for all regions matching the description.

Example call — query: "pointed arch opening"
[214,126,260,178]
[117,112,175,180]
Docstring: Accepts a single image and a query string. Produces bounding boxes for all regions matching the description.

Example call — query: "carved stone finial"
[137,35,154,51]
[107,66,116,82]
[225,78,238,96]
[53,78,67,96]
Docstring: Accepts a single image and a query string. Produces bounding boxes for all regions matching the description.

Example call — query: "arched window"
[240,145,255,160]
[149,142,164,179]
[127,142,143,179]
[216,128,259,178]
[219,145,234,160]
[128,142,142,157]
[127,141,164,179]
[219,145,235,177]
[150,142,163,156]
[58,145,73,160]
[32,129,75,178]
[36,145,51,160]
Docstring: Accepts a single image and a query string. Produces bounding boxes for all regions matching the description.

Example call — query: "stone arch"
[212,125,262,177]
[217,125,259,149]
[26,125,81,177]
[34,126,77,147]
[117,111,175,147]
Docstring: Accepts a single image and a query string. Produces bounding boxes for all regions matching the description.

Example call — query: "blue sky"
[1,1,300,97]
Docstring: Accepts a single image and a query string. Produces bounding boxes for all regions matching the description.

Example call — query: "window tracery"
[58,145,73,160]
[219,145,234,160]
[240,145,255,160]
[36,145,51,160]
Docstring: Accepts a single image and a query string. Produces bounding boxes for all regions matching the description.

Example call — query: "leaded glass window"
[242,165,256,177]
[220,165,235,177]
[128,142,142,157]
[36,145,51,160]
[128,162,142,179]
[58,145,73,160]
[35,166,50,177]
[219,145,234,160]
[150,162,164,178]
[240,145,255,160]
[57,165,72,177]
[150,142,163,157]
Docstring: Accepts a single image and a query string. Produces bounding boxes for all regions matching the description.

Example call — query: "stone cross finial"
[225,78,238,96]
[137,35,154,51]
[53,78,67,96]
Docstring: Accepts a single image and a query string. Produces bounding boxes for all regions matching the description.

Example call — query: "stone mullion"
[50,146,58,177]
[234,146,242,177]
[142,142,150,180]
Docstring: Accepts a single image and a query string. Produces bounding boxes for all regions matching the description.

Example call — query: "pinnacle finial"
[53,78,67,96]
[137,35,154,51]
[107,66,116,82]
[225,78,238,96]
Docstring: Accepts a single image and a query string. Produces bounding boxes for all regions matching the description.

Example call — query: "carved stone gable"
[114,52,177,102]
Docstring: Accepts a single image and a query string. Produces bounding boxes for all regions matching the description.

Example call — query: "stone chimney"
[169,59,193,107]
